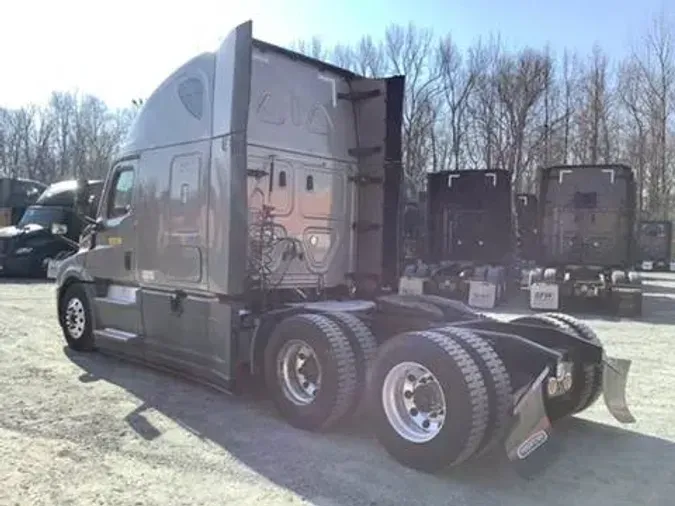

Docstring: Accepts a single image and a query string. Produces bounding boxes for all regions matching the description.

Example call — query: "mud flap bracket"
[602,356,636,424]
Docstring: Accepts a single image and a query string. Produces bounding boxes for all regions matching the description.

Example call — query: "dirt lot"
[1,275,674,506]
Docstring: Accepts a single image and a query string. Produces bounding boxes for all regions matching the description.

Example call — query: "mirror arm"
[55,235,80,249]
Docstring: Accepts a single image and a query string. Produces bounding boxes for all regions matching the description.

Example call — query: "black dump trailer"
[636,220,672,272]
[526,164,643,316]
[0,177,47,227]
[400,169,514,309]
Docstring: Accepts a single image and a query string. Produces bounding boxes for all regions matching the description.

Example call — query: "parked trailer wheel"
[509,314,600,422]
[432,327,512,458]
[58,283,95,352]
[542,313,603,414]
[367,330,489,473]
[322,311,377,416]
[263,313,358,431]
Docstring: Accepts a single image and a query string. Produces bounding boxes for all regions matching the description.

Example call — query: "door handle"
[124,251,132,271]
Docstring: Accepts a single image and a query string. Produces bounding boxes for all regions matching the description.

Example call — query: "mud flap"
[529,282,560,310]
[504,367,560,478]
[602,356,636,424]
[468,280,497,309]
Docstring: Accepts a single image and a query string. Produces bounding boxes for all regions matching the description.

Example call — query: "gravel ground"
[1,275,674,506]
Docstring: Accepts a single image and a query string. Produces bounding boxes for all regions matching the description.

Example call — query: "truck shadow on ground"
[65,348,675,506]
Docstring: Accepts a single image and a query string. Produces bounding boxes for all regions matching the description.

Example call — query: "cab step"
[94,328,141,342]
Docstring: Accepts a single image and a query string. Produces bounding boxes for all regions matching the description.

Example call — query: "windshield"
[17,206,66,228]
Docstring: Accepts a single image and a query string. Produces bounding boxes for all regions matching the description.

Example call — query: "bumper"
[504,355,635,473]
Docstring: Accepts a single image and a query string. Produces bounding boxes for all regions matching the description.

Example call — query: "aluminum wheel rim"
[382,361,447,443]
[65,298,86,340]
[277,339,322,406]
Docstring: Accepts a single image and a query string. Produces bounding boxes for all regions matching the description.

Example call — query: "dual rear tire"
[264,312,513,473]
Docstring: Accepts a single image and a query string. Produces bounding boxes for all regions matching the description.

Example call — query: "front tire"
[368,330,489,473]
[59,283,95,351]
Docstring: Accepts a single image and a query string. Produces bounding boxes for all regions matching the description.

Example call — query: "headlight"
[14,247,33,255]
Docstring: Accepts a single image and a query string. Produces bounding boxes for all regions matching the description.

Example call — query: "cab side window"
[107,168,135,219]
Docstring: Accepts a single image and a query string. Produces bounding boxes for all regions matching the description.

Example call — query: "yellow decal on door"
[108,236,123,246]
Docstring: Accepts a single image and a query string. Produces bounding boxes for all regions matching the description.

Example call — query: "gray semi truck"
[527,164,643,316]
[52,21,635,473]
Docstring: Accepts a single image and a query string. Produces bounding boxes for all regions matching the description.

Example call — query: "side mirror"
[51,223,68,236]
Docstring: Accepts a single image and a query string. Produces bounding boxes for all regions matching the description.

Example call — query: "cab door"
[86,159,142,337]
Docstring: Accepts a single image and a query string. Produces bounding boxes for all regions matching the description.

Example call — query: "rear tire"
[543,313,603,414]
[59,283,95,352]
[510,314,600,421]
[368,330,489,472]
[321,311,377,416]
[433,327,512,458]
[264,313,358,431]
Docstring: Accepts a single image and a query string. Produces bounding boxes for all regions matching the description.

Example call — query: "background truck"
[635,220,672,272]
[0,177,47,227]
[52,20,635,474]
[0,178,103,278]
[400,169,514,309]
[527,164,643,316]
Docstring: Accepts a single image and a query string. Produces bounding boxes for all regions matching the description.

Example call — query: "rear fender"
[463,328,564,380]
[452,319,603,364]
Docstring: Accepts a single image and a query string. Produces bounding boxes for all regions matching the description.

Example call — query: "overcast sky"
[0,0,669,110]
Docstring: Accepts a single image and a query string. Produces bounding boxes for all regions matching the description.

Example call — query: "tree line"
[293,13,675,221]
[0,92,137,184]
[2,13,675,220]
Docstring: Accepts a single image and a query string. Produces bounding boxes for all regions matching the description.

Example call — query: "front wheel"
[368,330,489,473]
[59,283,95,351]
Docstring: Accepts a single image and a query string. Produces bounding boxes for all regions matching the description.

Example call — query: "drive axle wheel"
[433,327,512,458]
[382,361,448,444]
[542,313,603,414]
[264,313,358,432]
[510,313,602,421]
[368,330,489,473]
[322,311,377,417]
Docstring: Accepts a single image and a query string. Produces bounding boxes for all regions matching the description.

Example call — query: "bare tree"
[496,48,550,188]
[436,34,478,171]
[630,12,675,218]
